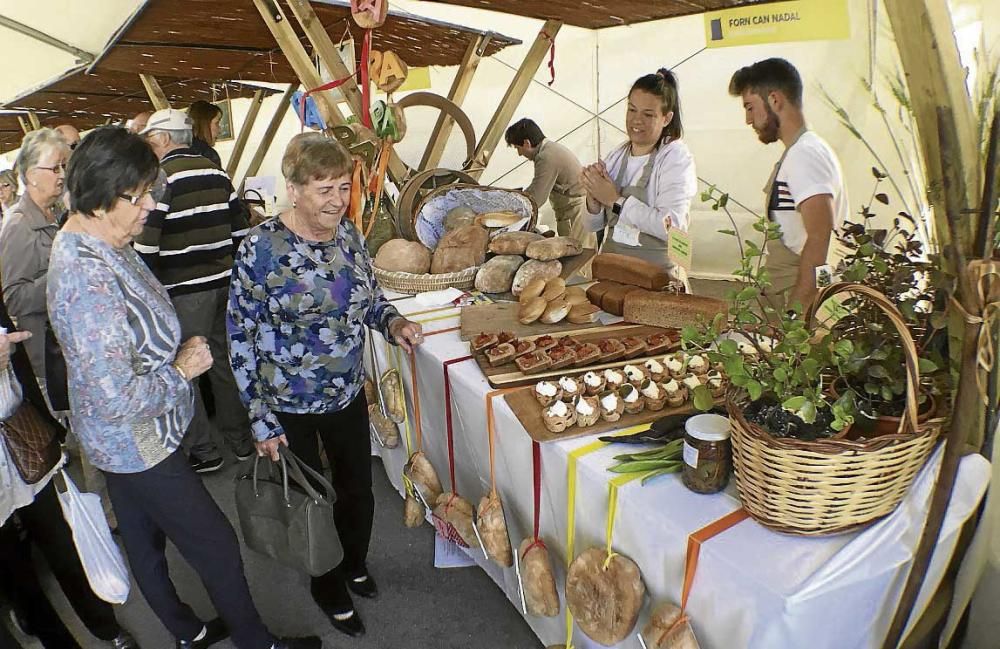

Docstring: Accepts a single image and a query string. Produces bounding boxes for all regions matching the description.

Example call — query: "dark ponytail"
[629,68,684,144]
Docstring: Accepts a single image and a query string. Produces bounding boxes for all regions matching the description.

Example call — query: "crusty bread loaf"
[592,253,672,290]
[601,284,645,316]
[586,281,621,306]
[622,290,727,328]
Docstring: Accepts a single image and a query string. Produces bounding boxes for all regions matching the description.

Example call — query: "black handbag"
[234,446,343,577]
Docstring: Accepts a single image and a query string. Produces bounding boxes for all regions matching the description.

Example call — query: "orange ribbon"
[681,508,749,611]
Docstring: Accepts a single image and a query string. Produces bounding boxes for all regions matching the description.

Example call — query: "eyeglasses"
[35,163,67,175]
[118,170,167,206]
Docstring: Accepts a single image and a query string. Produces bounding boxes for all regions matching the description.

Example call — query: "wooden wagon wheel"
[394,92,478,172]
[396,167,477,241]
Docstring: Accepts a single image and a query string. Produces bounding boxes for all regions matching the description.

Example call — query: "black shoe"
[346,573,378,599]
[271,636,322,649]
[175,619,228,648]
[189,456,224,474]
[323,609,365,638]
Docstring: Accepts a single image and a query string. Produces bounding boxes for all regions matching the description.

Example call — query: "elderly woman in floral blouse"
[227,133,422,639]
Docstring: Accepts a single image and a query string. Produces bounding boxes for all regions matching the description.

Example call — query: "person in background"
[728,58,847,311]
[0,169,18,219]
[0,299,139,649]
[582,69,697,280]
[0,128,69,378]
[54,124,81,150]
[228,134,423,639]
[47,126,320,649]
[128,111,152,134]
[187,101,223,168]
[136,108,254,472]
[505,118,595,248]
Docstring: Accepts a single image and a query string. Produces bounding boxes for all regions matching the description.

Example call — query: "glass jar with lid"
[682,414,732,494]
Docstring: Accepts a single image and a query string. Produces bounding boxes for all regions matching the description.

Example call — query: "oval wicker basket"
[727,283,943,536]
[373,265,478,295]
[413,183,537,250]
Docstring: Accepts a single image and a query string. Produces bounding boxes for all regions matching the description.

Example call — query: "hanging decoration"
[350,0,387,29]
[369,49,410,93]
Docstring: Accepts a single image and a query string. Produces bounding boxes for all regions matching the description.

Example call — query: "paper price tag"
[667,227,693,270]
[612,223,641,247]
[513,548,528,615]
[471,519,489,560]
[683,441,699,468]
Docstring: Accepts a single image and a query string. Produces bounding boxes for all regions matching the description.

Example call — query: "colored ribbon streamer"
[680,508,750,611]
[542,31,557,86]
[485,388,524,496]
[443,356,474,493]
[360,29,373,128]
[604,473,644,569]
[299,70,360,132]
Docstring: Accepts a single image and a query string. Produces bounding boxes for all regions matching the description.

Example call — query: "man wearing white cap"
[135,108,254,474]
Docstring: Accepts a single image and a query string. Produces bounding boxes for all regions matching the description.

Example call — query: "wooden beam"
[885,0,981,251]
[26,112,40,131]
[420,34,485,171]
[243,84,297,183]
[226,89,265,177]
[251,0,347,132]
[16,116,30,135]
[469,21,561,180]
[139,73,170,110]
[284,0,408,183]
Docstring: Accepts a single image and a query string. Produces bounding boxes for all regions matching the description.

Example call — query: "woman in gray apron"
[581,69,697,281]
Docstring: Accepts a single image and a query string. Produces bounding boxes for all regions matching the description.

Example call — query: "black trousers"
[276,390,373,610]
[103,451,272,649]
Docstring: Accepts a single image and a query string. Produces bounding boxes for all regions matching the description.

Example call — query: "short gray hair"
[150,128,192,147]
[15,128,70,184]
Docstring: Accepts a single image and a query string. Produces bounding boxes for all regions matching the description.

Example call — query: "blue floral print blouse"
[226,217,401,441]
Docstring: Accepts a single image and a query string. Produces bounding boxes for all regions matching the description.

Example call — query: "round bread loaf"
[373,238,432,274]
[511,260,562,296]
[519,297,546,324]
[475,255,525,293]
[520,277,547,303]
[444,206,478,231]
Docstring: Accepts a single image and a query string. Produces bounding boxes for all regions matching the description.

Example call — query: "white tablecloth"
[370,295,991,649]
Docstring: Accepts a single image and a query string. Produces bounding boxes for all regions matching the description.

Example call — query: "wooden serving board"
[504,387,700,444]
[459,302,609,340]
[472,324,680,388]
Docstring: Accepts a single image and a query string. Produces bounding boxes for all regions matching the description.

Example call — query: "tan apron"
[550,190,596,249]
[599,144,687,287]
[761,129,808,312]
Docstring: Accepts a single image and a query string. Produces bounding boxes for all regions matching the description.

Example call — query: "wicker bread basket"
[413,184,537,250]
[373,265,478,295]
[727,283,942,536]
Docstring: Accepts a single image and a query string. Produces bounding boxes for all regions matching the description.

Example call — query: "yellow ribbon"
[389,344,415,458]
[950,260,1000,404]
[563,425,648,649]
[604,473,644,570]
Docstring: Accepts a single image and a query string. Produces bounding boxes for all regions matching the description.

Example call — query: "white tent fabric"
[0,0,144,105]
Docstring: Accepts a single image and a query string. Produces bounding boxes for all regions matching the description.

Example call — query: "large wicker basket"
[373,265,478,295]
[727,283,942,536]
[412,184,537,250]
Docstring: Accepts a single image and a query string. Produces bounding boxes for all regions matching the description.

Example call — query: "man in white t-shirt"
[729,58,848,310]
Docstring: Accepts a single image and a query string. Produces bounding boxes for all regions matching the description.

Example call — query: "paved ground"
[8,454,543,649]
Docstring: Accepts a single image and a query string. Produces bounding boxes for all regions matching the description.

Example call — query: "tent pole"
[139,74,171,110]
[0,13,94,63]
[226,89,266,177]
[16,116,30,135]
[284,0,407,183]
[242,84,298,185]
[27,112,40,130]
[469,20,561,180]
[419,34,486,171]
[251,0,348,132]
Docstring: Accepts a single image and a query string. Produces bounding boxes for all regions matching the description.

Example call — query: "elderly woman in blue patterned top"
[227,133,422,639]
[47,127,320,649]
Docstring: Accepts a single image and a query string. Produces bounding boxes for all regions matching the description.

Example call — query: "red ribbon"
[300,70,359,133]
[443,356,474,493]
[360,29,373,128]
[542,31,556,86]
[521,440,547,557]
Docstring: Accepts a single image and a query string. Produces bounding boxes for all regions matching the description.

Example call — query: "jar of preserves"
[682,414,731,494]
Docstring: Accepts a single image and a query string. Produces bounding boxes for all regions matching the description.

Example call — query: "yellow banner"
[397,67,431,92]
[704,0,850,48]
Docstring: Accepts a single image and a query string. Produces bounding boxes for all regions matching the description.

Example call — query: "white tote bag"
[56,471,130,604]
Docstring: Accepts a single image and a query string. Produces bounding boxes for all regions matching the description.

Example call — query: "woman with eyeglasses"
[46,127,321,649]
[0,169,18,217]
[0,128,69,378]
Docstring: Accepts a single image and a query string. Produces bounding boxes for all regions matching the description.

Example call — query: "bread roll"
[567,303,600,324]
[520,277,547,303]
[566,548,645,646]
[519,297,546,324]
[475,255,525,293]
[592,252,672,289]
[489,231,544,255]
[564,286,589,306]
[403,451,443,505]
[642,601,701,649]
[433,492,479,548]
[373,239,432,274]
[622,290,727,328]
[518,538,560,617]
[541,277,567,301]
[511,260,562,296]
[477,493,513,567]
[540,299,570,324]
[525,236,583,261]
[431,225,489,274]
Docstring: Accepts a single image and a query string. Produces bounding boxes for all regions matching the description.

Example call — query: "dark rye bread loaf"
[586,281,620,306]
[592,253,672,290]
[622,290,727,328]
[601,284,646,316]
